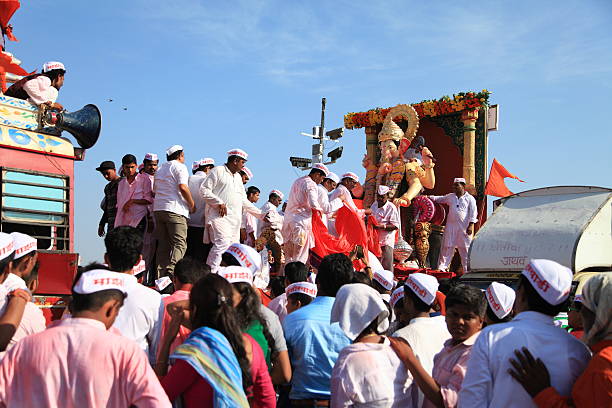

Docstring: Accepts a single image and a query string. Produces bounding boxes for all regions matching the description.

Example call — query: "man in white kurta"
[317,172,343,227]
[282,164,342,264]
[328,172,367,236]
[429,177,477,273]
[259,189,284,245]
[200,149,264,271]
[186,158,214,260]
[370,185,400,271]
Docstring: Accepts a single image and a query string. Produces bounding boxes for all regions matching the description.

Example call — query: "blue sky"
[8,1,612,263]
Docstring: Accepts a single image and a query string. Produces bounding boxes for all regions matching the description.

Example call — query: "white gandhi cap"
[166,145,183,156]
[372,269,395,291]
[220,266,253,284]
[521,259,573,305]
[486,282,516,319]
[10,232,37,260]
[73,270,128,295]
[404,272,438,306]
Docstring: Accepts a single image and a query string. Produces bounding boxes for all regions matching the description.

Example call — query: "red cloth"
[484,159,524,197]
[0,0,19,28]
[365,215,382,258]
[162,359,213,407]
[435,291,446,316]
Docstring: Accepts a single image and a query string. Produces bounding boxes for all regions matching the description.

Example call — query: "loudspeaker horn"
[43,104,102,149]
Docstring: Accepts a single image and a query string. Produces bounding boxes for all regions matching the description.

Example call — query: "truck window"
[1,167,69,251]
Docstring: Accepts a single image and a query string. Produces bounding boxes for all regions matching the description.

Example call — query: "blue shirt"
[283,296,351,400]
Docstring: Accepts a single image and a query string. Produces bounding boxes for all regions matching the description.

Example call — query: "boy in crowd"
[391,284,486,407]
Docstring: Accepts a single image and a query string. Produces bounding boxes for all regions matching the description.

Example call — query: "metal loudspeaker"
[43,104,102,149]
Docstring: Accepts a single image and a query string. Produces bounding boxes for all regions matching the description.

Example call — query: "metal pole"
[317,97,326,164]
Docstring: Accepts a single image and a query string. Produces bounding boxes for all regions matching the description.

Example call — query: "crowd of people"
[0,144,608,407]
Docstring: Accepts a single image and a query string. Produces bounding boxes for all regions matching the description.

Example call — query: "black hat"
[96,161,116,172]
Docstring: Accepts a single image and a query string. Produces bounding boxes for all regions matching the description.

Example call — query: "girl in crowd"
[508,273,612,407]
[158,273,275,408]
[330,283,413,407]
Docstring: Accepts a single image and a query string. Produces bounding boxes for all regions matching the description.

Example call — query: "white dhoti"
[204,217,240,272]
[281,215,313,265]
[437,224,472,272]
[431,191,478,273]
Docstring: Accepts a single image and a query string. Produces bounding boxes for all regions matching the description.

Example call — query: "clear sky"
[7,1,612,263]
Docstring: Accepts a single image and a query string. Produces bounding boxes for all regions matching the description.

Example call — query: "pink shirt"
[22,76,58,105]
[159,290,191,359]
[0,317,171,408]
[371,201,401,247]
[423,332,479,408]
[7,302,46,349]
[115,173,153,228]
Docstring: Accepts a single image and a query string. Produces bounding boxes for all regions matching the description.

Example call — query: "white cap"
[286,282,318,298]
[155,276,173,292]
[220,266,253,284]
[227,149,248,160]
[372,269,395,291]
[42,61,65,72]
[242,166,253,180]
[200,158,215,166]
[144,153,158,161]
[166,145,183,156]
[486,282,516,319]
[573,294,584,304]
[331,283,389,341]
[342,172,359,182]
[405,273,438,306]
[522,259,573,306]
[192,161,201,171]
[377,185,390,196]
[270,189,284,200]
[132,259,146,276]
[225,243,261,274]
[325,172,340,184]
[390,286,405,308]
[312,163,330,177]
[73,269,128,295]
[453,177,466,184]
[0,232,14,261]
[308,272,317,284]
[10,232,37,260]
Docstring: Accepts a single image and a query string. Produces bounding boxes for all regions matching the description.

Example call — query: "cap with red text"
[521,259,573,306]
[404,273,438,306]
[73,269,128,295]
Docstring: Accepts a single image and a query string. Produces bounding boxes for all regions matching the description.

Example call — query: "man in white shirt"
[200,149,266,271]
[186,158,214,260]
[428,177,477,273]
[318,172,343,228]
[153,145,196,277]
[282,164,343,264]
[393,273,451,407]
[105,226,164,365]
[241,186,261,247]
[5,61,65,110]
[1,233,45,354]
[371,185,401,271]
[458,259,591,408]
[259,189,284,245]
[329,172,369,236]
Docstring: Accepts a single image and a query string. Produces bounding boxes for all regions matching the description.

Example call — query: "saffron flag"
[484,159,524,197]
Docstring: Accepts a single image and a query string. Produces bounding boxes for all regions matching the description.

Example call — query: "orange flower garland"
[344,90,491,129]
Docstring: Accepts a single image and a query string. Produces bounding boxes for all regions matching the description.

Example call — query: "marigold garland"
[344,90,491,130]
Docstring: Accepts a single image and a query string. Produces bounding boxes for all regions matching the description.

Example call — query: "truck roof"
[469,186,612,273]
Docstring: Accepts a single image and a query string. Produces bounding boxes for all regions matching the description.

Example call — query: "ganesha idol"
[362,104,437,267]
[362,104,436,209]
